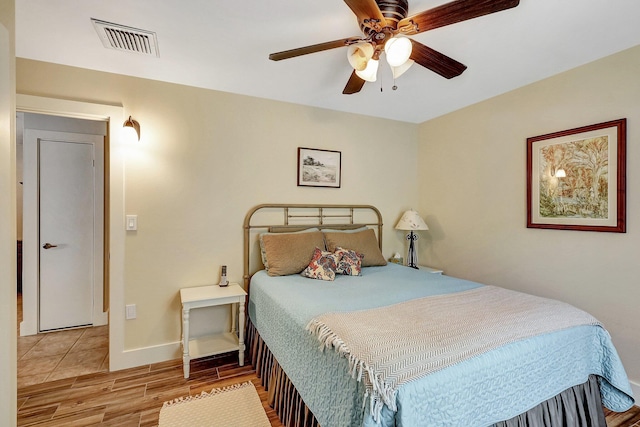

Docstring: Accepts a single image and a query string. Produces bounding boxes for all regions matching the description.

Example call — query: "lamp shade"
[395,210,429,231]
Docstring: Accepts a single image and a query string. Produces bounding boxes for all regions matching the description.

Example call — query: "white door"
[38,135,101,331]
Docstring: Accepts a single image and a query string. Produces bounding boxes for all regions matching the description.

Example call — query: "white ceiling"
[15,0,640,124]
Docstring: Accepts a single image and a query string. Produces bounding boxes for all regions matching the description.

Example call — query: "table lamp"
[395,210,429,269]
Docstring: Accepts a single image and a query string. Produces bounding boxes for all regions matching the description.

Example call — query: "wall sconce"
[395,209,429,269]
[122,116,140,142]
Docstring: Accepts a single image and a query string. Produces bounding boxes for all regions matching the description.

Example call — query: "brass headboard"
[243,204,383,291]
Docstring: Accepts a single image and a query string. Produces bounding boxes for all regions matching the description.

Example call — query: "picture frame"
[526,118,626,233]
[297,147,341,188]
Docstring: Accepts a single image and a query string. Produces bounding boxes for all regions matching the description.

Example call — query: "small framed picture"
[297,147,341,188]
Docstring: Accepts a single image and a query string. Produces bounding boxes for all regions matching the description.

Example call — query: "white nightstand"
[417,265,444,275]
[179,283,247,379]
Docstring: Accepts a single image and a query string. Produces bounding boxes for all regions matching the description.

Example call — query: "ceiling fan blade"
[343,70,366,94]
[269,37,363,61]
[410,40,467,79]
[343,0,387,29]
[398,0,520,35]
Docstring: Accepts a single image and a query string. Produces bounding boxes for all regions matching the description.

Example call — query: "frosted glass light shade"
[391,59,414,78]
[555,169,566,178]
[385,37,412,67]
[347,42,374,71]
[356,58,379,82]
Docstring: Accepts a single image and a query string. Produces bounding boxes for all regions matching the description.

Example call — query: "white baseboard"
[19,319,36,337]
[20,317,108,336]
[109,341,181,372]
[93,311,108,327]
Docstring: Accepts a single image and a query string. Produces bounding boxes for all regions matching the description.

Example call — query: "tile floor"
[17,293,109,388]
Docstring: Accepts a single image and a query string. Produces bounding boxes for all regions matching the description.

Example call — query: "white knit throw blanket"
[306,285,601,421]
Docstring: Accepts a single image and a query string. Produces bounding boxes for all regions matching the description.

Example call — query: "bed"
[243,204,634,427]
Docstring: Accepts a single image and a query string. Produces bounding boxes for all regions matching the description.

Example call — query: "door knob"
[42,243,58,249]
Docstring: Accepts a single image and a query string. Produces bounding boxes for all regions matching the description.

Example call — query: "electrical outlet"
[125,304,137,319]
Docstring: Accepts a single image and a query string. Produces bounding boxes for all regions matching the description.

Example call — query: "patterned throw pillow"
[301,247,339,281]
[334,246,364,276]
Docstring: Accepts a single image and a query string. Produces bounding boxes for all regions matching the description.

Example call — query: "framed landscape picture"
[526,119,626,233]
[297,147,341,188]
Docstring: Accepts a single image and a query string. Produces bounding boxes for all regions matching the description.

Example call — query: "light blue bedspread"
[248,263,634,427]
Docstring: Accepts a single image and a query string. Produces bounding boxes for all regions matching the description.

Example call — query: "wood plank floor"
[17,351,640,426]
[606,407,640,427]
[17,353,283,427]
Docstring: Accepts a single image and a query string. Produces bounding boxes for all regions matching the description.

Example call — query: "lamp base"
[406,231,419,269]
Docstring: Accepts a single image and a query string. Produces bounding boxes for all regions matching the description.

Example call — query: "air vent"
[91,18,159,57]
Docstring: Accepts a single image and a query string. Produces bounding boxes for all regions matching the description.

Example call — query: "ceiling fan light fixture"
[356,58,379,82]
[384,36,412,67]
[391,58,414,78]
[267,0,522,95]
[347,42,374,71]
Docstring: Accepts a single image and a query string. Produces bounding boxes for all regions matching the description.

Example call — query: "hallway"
[17,294,109,388]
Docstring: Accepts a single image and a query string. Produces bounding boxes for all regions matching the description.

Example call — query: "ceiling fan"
[269,0,520,94]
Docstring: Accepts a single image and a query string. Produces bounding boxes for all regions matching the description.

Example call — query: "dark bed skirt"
[247,320,607,427]
[248,320,319,427]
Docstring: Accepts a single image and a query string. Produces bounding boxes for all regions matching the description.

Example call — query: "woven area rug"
[159,381,271,427]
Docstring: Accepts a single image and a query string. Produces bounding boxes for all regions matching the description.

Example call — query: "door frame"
[27,130,105,332]
[17,94,128,371]
[22,128,106,333]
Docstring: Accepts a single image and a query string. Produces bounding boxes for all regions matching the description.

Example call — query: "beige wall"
[418,45,640,386]
[0,0,17,424]
[17,59,418,351]
[16,39,637,396]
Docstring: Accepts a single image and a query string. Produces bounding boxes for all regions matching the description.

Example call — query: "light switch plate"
[125,215,138,231]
